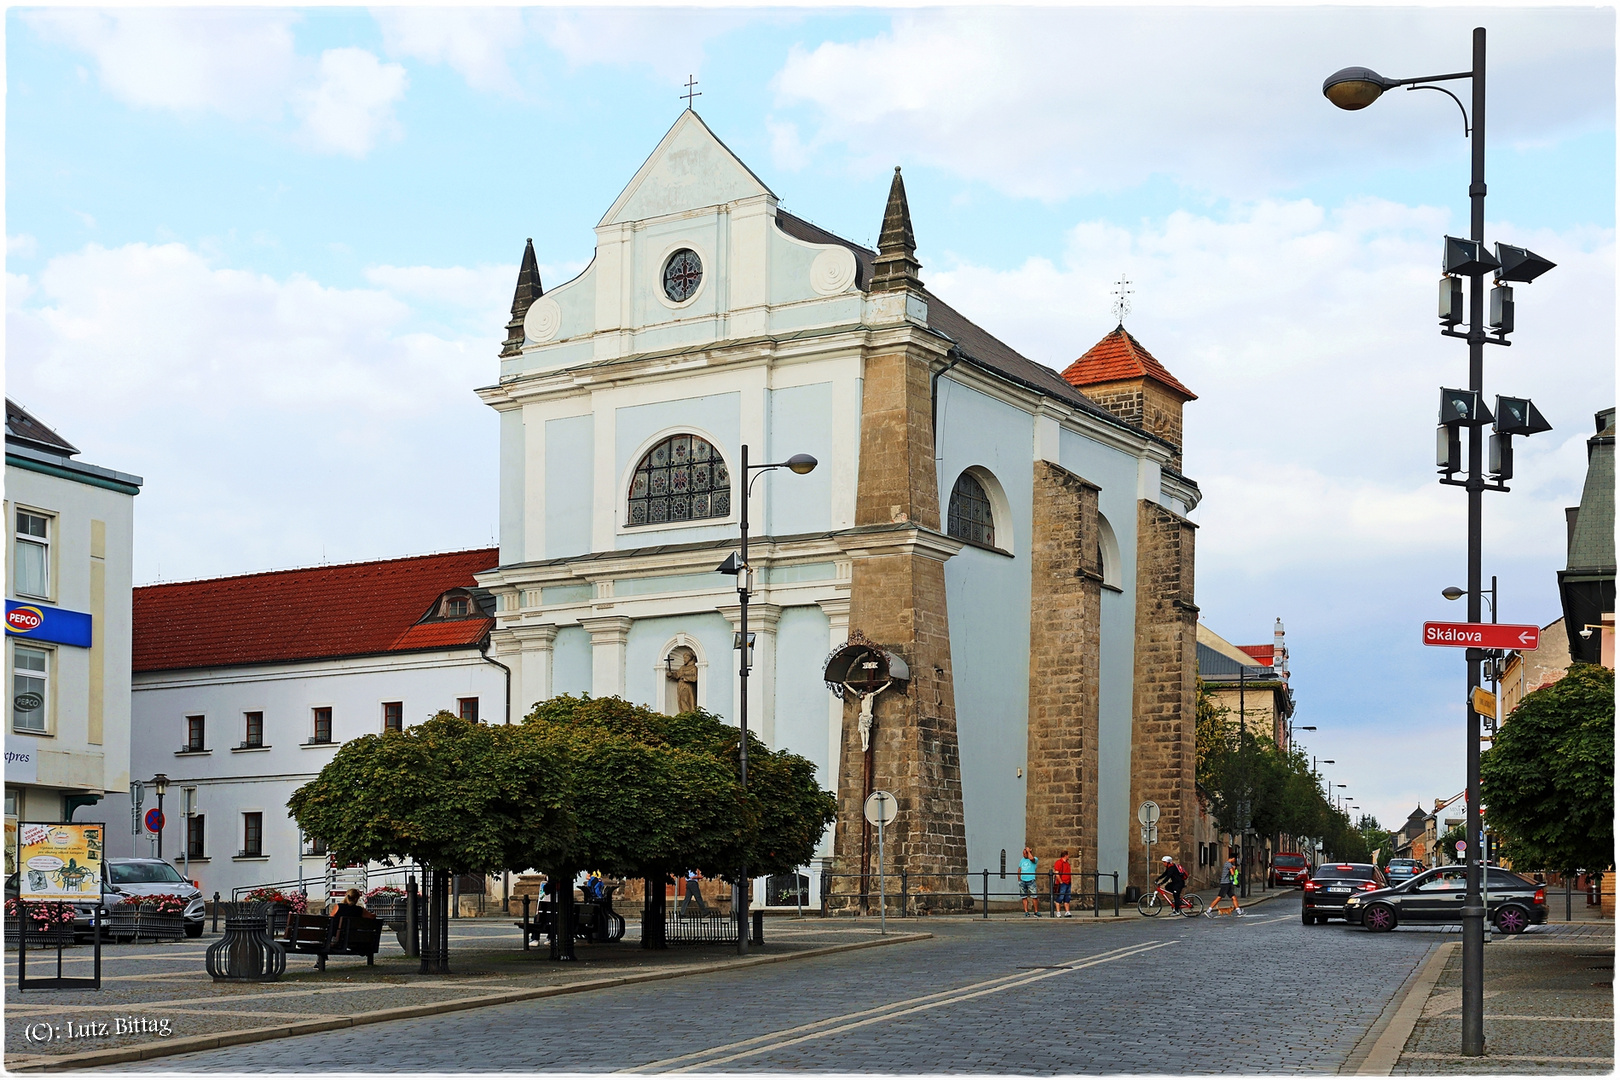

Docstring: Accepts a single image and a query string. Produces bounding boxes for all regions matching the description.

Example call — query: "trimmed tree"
[1481,663,1615,875]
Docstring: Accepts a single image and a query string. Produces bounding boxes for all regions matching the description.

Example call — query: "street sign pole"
[877,812,886,936]
[864,791,897,935]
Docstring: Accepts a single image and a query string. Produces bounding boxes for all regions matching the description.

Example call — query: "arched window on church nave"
[947,470,996,548]
[627,434,731,526]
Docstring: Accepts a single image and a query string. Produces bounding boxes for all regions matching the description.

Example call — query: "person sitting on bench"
[328,888,376,940]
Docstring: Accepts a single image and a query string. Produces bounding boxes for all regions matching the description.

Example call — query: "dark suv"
[1345,865,1547,934]
[1302,862,1387,924]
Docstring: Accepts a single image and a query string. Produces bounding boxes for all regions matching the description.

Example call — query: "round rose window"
[663,249,703,303]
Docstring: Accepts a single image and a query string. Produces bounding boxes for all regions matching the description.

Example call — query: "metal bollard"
[900,871,908,918]
[751,909,764,946]
[1112,872,1120,916]
[212,892,221,933]
[982,869,990,918]
[522,894,531,952]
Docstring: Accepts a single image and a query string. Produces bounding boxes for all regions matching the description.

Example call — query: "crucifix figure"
[681,75,702,110]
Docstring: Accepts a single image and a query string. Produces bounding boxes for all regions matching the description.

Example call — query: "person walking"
[1019,847,1040,917]
[1053,851,1074,917]
[1207,855,1243,917]
[677,870,709,916]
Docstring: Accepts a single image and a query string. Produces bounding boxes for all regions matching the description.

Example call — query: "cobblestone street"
[114,895,1445,1073]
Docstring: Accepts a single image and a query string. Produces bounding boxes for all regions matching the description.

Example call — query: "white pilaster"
[581,616,633,698]
[510,625,559,717]
[592,394,616,551]
[816,596,851,860]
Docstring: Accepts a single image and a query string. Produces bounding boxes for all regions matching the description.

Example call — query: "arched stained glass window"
[627,434,731,526]
[947,471,996,548]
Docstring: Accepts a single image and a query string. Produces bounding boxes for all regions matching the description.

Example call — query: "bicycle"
[1137,884,1204,917]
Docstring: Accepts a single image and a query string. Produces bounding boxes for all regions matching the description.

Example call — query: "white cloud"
[534,8,752,84]
[8,235,38,258]
[294,48,408,158]
[24,10,407,159]
[7,243,499,580]
[771,8,1613,199]
[373,7,526,95]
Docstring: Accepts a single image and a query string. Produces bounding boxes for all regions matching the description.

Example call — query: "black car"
[1302,862,1388,924]
[1344,865,1548,934]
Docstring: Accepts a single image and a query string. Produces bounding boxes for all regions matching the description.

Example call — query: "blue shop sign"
[5,600,93,647]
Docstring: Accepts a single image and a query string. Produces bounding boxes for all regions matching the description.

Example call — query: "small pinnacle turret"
[501,239,544,358]
[870,167,923,294]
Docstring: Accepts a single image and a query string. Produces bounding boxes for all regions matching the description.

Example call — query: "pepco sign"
[4,600,92,648]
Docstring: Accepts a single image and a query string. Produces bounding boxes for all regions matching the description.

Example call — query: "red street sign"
[1422,622,1541,650]
[144,808,165,833]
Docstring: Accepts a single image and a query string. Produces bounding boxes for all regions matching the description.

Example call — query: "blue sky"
[7,5,1614,833]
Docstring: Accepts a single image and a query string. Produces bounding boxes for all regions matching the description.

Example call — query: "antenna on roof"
[1111,274,1133,327]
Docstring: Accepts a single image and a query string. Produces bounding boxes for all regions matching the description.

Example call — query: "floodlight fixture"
[1443,236,1501,277]
[1494,243,1556,283]
[1493,397,1551,437]
[1440,388,1491,426]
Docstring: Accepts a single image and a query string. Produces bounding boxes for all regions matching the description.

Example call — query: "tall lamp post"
[1325,27,1556,1058]
[717,445,817,956]
[149,773,169,862]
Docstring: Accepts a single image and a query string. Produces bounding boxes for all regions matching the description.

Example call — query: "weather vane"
[1111,274,1134,326]
[681,76,702,110]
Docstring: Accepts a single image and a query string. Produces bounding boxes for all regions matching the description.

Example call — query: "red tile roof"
[1240,645,1276,666]
[1060,327,1197,401]
[133,549,499,673]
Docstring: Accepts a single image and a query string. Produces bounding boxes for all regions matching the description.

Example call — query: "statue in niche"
[667,646,699,713]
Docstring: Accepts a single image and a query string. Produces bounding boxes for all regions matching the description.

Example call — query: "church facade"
[475,111,1202,904]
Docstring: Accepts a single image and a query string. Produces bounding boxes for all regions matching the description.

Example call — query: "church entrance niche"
[664,645,699,714]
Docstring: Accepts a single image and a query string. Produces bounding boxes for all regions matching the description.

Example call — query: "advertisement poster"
[17,822,103,900]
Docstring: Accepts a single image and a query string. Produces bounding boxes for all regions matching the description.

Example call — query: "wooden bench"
[283,912,384,971]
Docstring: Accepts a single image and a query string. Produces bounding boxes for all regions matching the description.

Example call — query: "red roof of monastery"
[1060,326,1197,401]
[133,548,498,673]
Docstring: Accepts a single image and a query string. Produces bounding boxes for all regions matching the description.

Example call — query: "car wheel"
[1493,906,1530,935]
[1363,903,1397,932]
[185,921,204,938]
[1302,911,1316,925]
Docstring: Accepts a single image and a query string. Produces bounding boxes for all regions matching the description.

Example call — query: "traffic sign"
[1422,622,1540,650]
[144,808,164,833]
[863,790,898,827]
[1137,800,1161,825]
[1140,823,1159,843]
[1455,840,1467,853]
[1472,687,1497,717]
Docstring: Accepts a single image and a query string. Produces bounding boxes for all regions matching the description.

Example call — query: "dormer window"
[446,596,470,618]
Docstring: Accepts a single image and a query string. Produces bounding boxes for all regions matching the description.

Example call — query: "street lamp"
[149,773,170,862]
[1326,29,1559,1057]
[716,445,817,955]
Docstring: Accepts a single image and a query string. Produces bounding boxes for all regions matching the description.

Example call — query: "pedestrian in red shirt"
[1053,851,1073,917]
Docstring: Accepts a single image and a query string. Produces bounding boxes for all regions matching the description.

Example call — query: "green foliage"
[1195,681,1231,794]
[1481,664,1615,874]
[288,696,837,884]
[1357,814,1396,864]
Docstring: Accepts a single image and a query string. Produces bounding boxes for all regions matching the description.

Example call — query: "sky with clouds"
[6,4,1614,834]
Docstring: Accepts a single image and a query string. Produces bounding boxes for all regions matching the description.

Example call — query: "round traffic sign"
[864,790,898,826]
[1137,800,1161,825]
[144,808,165,833]
[1455,840,1467,853]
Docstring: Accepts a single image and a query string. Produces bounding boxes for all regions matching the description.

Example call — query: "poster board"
[17,821,103,901]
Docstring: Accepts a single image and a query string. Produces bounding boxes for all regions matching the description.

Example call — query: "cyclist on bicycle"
[1154,856,1187,912]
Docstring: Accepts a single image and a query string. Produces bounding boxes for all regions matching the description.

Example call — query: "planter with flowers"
[118,893,189,941]
[242,888,307,937]
[364,885,406,922]
[5,899,78,948]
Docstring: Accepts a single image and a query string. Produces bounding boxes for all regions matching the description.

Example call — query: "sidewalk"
[1354,922,1614,1075]
[3,918,928,1072]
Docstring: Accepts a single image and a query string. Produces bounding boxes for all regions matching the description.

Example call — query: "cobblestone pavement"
[3,916,903,1068]
[1393,925,1615,1075]
[109,895,1451,1073]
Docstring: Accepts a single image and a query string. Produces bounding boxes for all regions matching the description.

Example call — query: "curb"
[4,931,933,1073]
[1348,939,1456,1075]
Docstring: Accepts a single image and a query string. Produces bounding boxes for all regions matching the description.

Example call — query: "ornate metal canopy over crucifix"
[1111,274,1133,326]
[681,75,702,110]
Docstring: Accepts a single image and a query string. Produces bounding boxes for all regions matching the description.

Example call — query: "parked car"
[1268,852,1313,888]
[1302,862,1388,924]
[104,859,207,938]
[1384,858,1425,884]
[1345,865,1547,934]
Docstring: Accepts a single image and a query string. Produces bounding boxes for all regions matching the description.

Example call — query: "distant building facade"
[4,400,142,874]
[1559,407,1614,666]
[110,550,505,897]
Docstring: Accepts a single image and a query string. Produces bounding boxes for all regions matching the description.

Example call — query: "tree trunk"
[642,870,668,950]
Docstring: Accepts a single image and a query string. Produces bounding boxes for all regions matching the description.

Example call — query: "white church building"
[477,110,1207,905]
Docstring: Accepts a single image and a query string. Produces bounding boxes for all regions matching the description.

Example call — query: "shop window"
[12,645,47,733]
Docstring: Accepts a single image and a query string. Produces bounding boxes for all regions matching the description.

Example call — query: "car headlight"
[1345,897,1361,906]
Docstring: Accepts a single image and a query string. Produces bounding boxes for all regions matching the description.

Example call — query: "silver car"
[105,859,207,937]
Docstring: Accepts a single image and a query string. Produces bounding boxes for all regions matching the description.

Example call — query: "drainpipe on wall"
[930,349,963,454]
[478,640,512,726]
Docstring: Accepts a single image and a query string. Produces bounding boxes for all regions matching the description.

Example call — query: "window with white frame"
[626,434,730,526]
[13,511,50,598]
[12,645,48,733]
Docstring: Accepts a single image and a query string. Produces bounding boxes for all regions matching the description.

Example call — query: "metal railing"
[815,869,1121,918]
